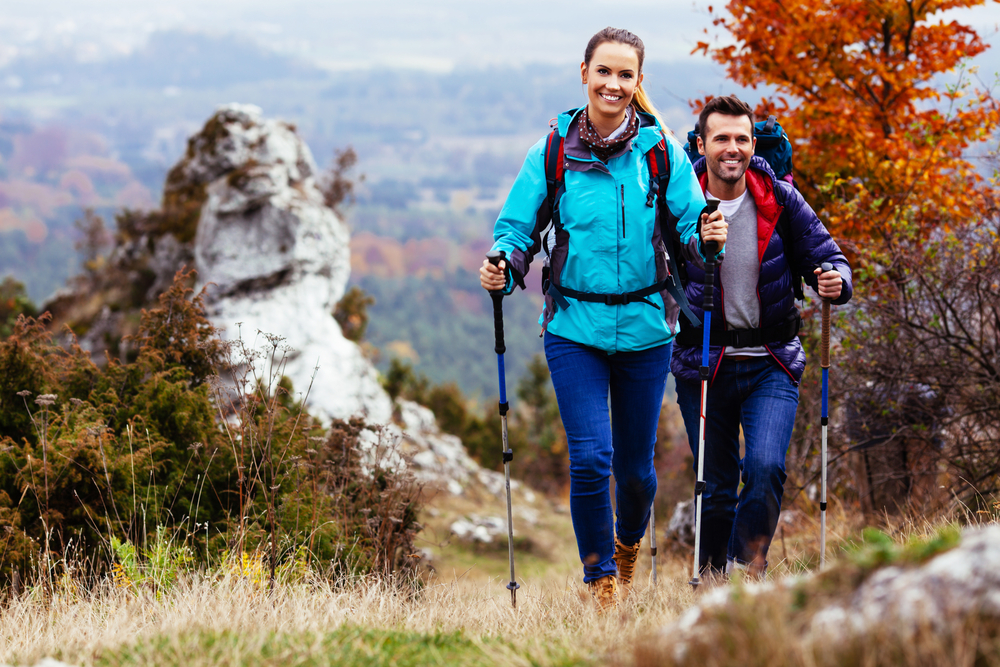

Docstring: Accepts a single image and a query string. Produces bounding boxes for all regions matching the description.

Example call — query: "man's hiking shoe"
[614,537,642,598]
[588,574,618,612]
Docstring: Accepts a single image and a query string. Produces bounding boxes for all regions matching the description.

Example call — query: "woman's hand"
[814,266,843,300]
[480,258,507,291]
[700,209,727,247]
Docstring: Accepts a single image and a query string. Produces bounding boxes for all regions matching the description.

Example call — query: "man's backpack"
[683,115,805,300]
[541,128,699,326]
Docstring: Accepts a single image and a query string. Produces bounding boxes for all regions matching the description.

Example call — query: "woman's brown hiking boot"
[614,537,642,599]
[588,574,618,612]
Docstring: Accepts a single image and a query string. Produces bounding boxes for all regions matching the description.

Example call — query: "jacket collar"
[557,106,665,163]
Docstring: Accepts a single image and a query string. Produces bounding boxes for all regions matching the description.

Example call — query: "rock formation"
[45,103,511,498]
[165,103,391,424]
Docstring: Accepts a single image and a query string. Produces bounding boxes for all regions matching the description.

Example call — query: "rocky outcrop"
[168,104,390,424]
[664,525,1000,660]
[807,525,1000,640]
[45,103,510,499]
[393,400,536,501]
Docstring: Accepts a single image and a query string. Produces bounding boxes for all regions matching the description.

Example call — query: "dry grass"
[2,486,996,667]
[0,559,697,666]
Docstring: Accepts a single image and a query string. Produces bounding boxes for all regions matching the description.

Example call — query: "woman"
[479,27,726,609]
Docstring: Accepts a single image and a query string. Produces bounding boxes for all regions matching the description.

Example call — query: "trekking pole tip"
[508,580,519,607]
[689,577,701,590]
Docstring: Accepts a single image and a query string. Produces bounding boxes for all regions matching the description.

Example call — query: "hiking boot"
[614,537,642,598]
[587,574,618,612]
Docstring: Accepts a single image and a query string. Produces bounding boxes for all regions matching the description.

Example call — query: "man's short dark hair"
[698,95,755,141]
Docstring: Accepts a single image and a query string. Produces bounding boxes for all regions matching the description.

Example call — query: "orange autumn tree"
[696,0,999,241]
[695,1,1000,514]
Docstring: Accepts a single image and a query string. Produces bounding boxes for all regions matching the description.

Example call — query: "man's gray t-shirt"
[710,190,768,357]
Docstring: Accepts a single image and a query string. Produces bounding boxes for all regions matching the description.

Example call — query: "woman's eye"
[597,68,609,75]
[622,73,633,79]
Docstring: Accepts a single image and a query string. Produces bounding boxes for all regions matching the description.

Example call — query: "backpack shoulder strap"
[648,138,670,184]
[647,137,700,327]
[544,129,564,208]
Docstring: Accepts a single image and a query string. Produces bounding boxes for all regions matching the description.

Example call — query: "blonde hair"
[632,84,667,133]
[584,27,668,133]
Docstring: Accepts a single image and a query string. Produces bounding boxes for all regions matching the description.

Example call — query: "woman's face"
[581,41,642,125]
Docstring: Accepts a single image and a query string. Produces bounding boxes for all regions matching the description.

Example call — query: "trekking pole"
[819,261,833,569]
[690,198,720,590]
[486,249,520,608]
[650,505,658,585]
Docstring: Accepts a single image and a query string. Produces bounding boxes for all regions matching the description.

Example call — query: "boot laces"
[614,538,642,586]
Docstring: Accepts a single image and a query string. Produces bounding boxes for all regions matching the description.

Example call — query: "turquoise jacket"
[491,107,706,353]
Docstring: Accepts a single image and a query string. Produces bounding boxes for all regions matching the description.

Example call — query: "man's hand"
[700,209,727,247]
[814,266,842,300]
[480,258,506,291]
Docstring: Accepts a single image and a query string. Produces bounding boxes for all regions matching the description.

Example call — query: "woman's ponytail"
[632,83,669,135]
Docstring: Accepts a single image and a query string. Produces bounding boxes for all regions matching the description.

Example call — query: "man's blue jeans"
[675,356,799,571]
[544,331,671,583]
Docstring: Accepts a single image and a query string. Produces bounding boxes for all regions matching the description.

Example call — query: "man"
[673,95,853,575]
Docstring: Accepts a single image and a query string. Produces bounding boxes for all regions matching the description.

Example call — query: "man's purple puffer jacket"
[671,156,853,386]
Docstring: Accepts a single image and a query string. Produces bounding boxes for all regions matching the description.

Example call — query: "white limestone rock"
[807,525,1000,642]
[171,103,390,424]
[450,515,508,544]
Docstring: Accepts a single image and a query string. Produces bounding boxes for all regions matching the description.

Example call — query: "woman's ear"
[580,61,587,84]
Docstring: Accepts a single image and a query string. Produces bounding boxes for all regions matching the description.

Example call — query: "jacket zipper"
[620,184,626,237]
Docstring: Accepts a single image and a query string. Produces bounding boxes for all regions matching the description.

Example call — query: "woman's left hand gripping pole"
[486,249,519,608]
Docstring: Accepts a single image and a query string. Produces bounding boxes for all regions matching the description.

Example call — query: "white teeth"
[601,94,621,101]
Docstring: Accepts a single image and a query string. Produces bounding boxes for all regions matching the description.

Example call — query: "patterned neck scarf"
[579,105,639,163]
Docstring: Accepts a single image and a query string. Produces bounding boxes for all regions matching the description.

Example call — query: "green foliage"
[0,277,38,339]
[357,271,545,399]
[320,146,362,216]
[0,270,422,585]
[110,528,193,597]
[96,627,512,667]
[333,286,375,343]
[845,524,962,572]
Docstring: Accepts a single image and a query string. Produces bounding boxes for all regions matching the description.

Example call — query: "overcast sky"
[3,0,999,74]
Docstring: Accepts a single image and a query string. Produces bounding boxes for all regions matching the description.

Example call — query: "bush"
[836,213,1000,515]
[0,270,423,587]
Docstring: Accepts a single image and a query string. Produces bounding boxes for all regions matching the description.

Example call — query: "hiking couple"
[478,26,853,610]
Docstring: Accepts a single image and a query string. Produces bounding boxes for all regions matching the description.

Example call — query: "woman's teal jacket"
[491,107,706,353]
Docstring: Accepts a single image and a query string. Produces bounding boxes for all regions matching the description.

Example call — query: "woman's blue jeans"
[675,356,799,571]
[544,331,671,583]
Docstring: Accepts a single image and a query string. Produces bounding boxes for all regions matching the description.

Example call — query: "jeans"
[544,331,671,583]
[675,356,799,571]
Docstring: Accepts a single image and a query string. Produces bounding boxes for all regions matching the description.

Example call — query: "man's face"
[698,112,756,186]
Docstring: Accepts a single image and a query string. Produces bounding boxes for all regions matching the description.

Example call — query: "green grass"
[90,626,591,667]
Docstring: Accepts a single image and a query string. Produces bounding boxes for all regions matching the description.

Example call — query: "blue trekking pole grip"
[690,197,720,590]
[486,249,519,607]
[819,261,833,568]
